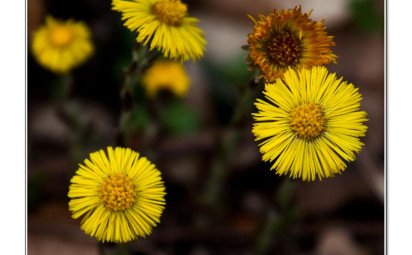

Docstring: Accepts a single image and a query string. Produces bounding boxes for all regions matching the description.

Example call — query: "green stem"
[98,242,130,255]
[98,242,105,255]
[52,72,73,102]
[255,179,298,254]
[203,127,238,207]
[117,43,161,147]
[202,78,260,208]
[53,72,84,168]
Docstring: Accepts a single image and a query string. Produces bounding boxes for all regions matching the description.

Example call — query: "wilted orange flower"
[246,6,337,83]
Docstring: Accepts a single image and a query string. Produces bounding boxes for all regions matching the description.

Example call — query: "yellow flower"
[252,67,367,181]
[247,6,337,83]
[142,60,190,97]
[31,16,94,73]
[112,0,206,61]
[68,147,166,243]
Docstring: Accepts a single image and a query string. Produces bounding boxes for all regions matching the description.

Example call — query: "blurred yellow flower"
[112,0,206,61]
[31,16,94,73]
[252,66,367,181]
[142,60,190,97]
[247,6,337,83]
[68,147,166,243]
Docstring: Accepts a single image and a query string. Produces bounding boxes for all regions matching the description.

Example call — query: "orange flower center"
[290,103,325,139]
[152,0,187,26]
[267,30,302,67]
[99,173,136,211]
[49,25,73,47]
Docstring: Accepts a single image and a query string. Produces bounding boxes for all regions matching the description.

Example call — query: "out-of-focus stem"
[255,179,298,254]
[202,79,260,208]
[117,44,160,147]
[98,242,130,255]
[203,127,238,207]
[54,72,84,166]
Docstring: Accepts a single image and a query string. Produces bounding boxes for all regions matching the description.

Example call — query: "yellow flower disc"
[152,0,187,26]
[290,103,325,139]
[99,173,136,211]
[49,25,74,47]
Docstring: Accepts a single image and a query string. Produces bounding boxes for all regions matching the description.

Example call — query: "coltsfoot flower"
[252,66,367,181]
[246,6,337,83]
[142,60,190,97]
[31,16,94,73]
[112,0,206,61]
[68,147,166,242]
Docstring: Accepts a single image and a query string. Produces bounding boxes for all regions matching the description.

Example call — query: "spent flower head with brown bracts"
[246,6,337,83]
[252,66,368,181]
[112,0,206,62]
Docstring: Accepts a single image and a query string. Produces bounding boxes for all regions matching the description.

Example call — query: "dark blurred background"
[28,0,384,254]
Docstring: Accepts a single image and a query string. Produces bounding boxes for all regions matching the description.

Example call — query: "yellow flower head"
[112,0,206,61]
[31,16,94,73]
[142,60,190,97]
[247,6,337,83]
[68,147,166,243]
[252,67,368,181]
